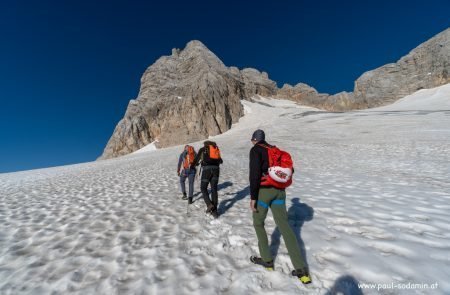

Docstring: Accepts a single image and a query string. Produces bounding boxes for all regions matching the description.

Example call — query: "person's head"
[251,129,265,145]
[184,145,189,151]
[204,140,216,147]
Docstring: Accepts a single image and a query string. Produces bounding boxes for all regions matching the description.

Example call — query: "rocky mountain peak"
[351,27,450,108]
[277,27,450,111]
[185,39,208,50]
[99,40,277,160]
[180,40,226,69]
[100,28,450,159]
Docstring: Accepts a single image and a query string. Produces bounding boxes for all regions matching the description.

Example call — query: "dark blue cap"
[251,129,265,142]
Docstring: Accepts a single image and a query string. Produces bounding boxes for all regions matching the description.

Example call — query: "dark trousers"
[200,166,220,210]
[180,169,196,198]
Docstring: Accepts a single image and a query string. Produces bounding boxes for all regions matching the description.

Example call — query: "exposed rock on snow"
[276,83,331,109]
[99,41,277,160]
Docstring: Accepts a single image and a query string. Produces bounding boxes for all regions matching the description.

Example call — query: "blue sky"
[0,0,449,173]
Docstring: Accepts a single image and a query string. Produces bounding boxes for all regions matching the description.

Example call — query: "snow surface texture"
[1,84,450,294]
[132,141,158,155]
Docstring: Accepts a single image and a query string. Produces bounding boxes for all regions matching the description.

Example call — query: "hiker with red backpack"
[191,141,223,218]
[177,145,197,204]
[248,129,311,285]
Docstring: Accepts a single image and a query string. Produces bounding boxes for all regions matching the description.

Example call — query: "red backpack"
[183,146,196,169]
[258,144,294,189]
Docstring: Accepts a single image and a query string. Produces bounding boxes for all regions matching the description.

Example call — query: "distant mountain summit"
[100,28,450,159]
[99,40,276,159]
[277,28,450,110]
[353,27,450,107]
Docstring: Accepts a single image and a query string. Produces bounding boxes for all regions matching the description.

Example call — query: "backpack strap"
[182,150,189,169]
[257,143,274,167]
[257,143,269,149]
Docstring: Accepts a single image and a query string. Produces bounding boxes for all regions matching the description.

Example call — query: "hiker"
[177,145,197,204]
[248,129,311,284]
[191,141,223,218]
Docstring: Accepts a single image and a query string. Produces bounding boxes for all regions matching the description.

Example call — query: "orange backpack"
[208,145,221,160]
[183,146,196,169]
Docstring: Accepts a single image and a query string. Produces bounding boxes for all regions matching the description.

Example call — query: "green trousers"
[253,187,306,270]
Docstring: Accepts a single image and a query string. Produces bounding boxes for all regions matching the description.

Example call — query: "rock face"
[353,28,450,108]
[239,68,277,98]
[277,83,329,108]
[277,28,450,111]
[101,28,450,159]
[99,41,277,159]
[276,84,359,111]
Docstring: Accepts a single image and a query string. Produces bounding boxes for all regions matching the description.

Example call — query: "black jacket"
[191,141,223,168]
[249,140,271,200]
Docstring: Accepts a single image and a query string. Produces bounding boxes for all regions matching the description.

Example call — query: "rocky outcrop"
[101,28,450,159]
[239,68,277,98]
[276,83,363,112]
[277,83,329,107]
[99,41,277,159]
[276,83,359,111]
[353,28,450,108]
[278,28,450,111]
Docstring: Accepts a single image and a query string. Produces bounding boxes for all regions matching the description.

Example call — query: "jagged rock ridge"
[101,28,450,159]
[277,28,450,110]
[99,41,276,159]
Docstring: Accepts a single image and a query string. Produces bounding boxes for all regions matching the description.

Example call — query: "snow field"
[1,84,450,294]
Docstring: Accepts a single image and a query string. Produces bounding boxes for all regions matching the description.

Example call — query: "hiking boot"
[205,204,215,213]
[250,256,274,270]
[292,268,312,284]
[210,210,219,218]
[182,193,188,200]
[188,197,193,204]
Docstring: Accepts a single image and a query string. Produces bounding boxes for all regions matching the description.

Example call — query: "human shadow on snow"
[218,185,250,214]
[270,197,314,270]
[191,192,203,203]
[324,275,364,295]
[217,181,233,191]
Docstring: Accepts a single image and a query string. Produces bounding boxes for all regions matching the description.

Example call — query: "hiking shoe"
[182,193,188,200]
[188,198,193,204]
[210,210,219,218]
[292,268,312,284]
[205,204,215,213]
[250,256,274,270]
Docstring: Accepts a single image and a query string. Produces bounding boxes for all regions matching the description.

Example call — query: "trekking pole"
[198,166,202,182]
